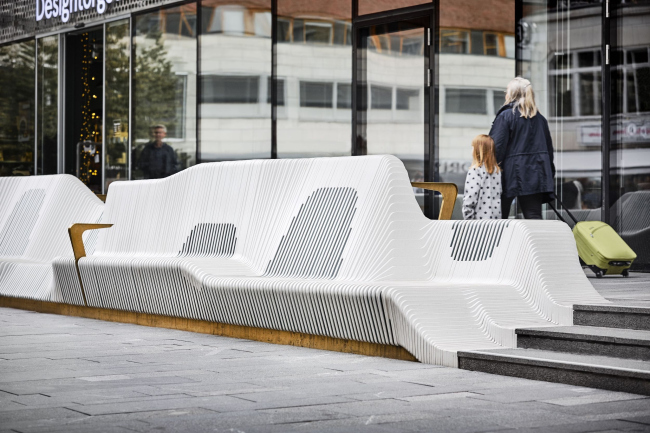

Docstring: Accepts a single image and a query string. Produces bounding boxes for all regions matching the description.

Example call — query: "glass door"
[64,27,104,193]
[355,15,434,216]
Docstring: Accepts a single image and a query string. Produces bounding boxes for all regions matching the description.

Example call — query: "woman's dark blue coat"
[489,102,556,200]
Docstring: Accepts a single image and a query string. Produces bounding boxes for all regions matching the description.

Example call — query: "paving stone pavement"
[1,272,649,433]
[587,270,650,307]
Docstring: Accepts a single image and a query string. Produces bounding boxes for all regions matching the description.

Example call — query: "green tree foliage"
[133,28,181,145]
[105,21,130,172]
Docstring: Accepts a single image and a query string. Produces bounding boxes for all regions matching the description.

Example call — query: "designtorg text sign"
[36,0,120,23]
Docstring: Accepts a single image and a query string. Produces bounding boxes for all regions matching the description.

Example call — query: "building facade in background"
[0,0,649,269]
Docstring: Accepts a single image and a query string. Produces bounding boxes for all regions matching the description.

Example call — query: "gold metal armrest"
[68,223,113,306]
[411,182,458,220]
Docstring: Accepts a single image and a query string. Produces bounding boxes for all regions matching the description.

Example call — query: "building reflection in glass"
[611,1,650,269]
[199,0,272,162]
[276,0,352,158]
[360,20,426,211]
[105,19,130,191]
[0,40,35,177]
[438,0,515,218]
[37,35,59,176]
[133,4,197,179]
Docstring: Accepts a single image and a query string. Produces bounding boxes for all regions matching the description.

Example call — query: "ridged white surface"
[0,175,105,302]
[57,155,608,367]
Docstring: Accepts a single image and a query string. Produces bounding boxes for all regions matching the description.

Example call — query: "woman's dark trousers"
[502,193,545,219]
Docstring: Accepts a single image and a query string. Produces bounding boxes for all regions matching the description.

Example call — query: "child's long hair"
[505,77,538,119]
[471,134,500,175]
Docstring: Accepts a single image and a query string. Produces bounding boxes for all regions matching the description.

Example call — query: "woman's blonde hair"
[471,134,500,175]
[505,76,538,119]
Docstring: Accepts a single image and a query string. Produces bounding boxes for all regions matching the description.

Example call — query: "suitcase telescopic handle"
[549,193,579,225]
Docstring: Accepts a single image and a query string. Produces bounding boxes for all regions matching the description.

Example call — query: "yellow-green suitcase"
[549,198,636,278]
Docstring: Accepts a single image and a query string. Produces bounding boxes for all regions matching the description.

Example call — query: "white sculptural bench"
[0,156,609,367]
[0,175,104,303]
[48,155,608,367]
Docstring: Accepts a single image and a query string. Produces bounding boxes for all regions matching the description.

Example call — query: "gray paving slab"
[588,270,650,307]
[2,280,650,433]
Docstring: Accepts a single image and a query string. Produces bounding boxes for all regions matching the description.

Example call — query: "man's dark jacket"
[137,142,179,179]
[489,102,555,200]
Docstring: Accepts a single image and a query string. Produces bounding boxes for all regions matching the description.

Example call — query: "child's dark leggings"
[501,193,545,220]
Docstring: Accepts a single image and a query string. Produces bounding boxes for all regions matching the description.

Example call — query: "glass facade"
[519,0,650,269]
[0,0,648,268]
[438,0,515,217]
[199,0,272,162]
[276,0,352,158]
[358,19,428,210]
[133,5,197,179]
[610,1,650,269]
[37,36,58,176]
[64,28,104,193]
[0,40,35,177]
[520,0,603,219]
[105,19,130,191]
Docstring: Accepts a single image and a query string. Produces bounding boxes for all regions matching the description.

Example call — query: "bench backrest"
[95,155,430,279]
[0,175,104,262]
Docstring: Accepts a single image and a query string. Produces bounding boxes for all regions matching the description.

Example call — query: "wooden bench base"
[0,296,417,362]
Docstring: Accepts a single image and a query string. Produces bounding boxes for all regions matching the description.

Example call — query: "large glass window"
[64,28,104,193]
[276,0,351,158]
[0,40,35,177]
[133,5,197,179]
[37,36,58,175]
[610,4,650,270]
[199,0,271,162]
[105,19,130,191]
[438,0,515,216]
[359,19,427,211]
[519,1,603,223]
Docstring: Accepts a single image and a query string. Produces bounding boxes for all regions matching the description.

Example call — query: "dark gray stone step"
[458,348,650,395]
[574,304,650,331]
[516,326,650,360]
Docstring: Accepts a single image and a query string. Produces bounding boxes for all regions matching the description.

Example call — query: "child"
[463,134,502,220]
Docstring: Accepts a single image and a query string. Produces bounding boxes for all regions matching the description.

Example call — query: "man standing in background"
[137,124,179,179]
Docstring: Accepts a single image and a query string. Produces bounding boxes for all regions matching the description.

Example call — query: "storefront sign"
[36,0,119,23]
[580,121,650,146]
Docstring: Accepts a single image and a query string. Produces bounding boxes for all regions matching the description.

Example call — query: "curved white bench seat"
[0,175,104,302]
[53,155,608,367]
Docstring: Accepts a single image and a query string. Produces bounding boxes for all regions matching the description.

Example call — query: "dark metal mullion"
[271,0,277,159]
[514,0,523,77]
[424,18,432,218]
[34,37,38,176]
[601,0,611,223]
[355,3,434,26]
[128,16,132,179]
[427,3,439,220]
[102,23,106,193]
[130,14,136,179]
[196,0,202,164]
[351,0,358,156]
[355,26,367,156]
[61,34,67,174]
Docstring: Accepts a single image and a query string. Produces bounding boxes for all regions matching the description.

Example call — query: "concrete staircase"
[458,304,650,395]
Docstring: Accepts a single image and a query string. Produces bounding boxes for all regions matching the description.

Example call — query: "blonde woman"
[490,77,555,219]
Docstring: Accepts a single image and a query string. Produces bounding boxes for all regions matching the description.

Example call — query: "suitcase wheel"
[622,269,630,278]
[589,265,604,278]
